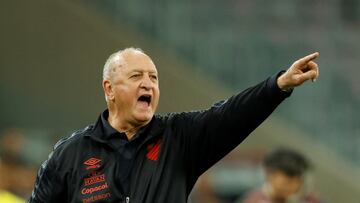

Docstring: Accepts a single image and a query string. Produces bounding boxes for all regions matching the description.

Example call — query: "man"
[28,48,319,203]
[240,148,322,203]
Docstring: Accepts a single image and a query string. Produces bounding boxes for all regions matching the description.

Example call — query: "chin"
[135,114,153,123]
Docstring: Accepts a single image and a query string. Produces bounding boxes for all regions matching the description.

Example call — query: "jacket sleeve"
[173,71,292,179]
[28,145,67,202]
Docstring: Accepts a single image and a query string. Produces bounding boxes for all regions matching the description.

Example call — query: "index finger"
[297,52,319,66]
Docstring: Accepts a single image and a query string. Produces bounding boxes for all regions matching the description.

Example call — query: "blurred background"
[0,0,359,202]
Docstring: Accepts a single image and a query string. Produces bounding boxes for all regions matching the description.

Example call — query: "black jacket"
[28,72,291,203]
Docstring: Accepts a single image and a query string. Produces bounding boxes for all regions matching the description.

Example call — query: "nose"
[140,75,153,90]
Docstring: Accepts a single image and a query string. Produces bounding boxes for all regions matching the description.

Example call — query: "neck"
[263,183,286,203]
[108,112,145,140]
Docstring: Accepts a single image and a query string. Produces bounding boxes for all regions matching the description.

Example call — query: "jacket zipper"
[125,121,162,203]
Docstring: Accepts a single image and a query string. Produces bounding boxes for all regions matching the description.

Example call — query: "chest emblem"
[146,139,162,161]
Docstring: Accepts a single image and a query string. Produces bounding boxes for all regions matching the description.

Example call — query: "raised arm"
[175,52,319,180]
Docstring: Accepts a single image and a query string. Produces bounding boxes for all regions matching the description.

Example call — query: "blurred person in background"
[240,148,322,203]
[29,48,319,203]
[191,149,266,203]
[0,128,36,203]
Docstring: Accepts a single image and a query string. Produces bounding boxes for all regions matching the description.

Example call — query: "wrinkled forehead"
[118,51,157,74]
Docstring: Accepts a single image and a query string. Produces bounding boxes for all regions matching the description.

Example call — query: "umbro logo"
[84,157,101,170]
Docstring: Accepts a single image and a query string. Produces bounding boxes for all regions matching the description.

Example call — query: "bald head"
[103,47,146,81]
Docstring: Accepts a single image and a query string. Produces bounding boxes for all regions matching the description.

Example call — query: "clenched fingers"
[297,69,318,83]
[307,61,319,81]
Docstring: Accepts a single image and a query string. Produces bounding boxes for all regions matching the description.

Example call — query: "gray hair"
[103,47,144,102]
[103,47,144,81]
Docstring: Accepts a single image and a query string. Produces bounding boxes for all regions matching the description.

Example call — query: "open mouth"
[138,94,152,106]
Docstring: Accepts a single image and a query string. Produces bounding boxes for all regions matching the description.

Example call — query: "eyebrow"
[129,69,158,74]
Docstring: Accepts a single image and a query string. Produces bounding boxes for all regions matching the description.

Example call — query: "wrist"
[277,74,293,92]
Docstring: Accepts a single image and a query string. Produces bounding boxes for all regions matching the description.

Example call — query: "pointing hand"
[277,52,320,91]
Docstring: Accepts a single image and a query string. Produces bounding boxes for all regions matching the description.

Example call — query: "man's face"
[268,171,303,200]
[106,52,160,126]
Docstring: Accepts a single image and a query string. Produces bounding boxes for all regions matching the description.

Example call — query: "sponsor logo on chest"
[81,182,108,195]
[83,157,102,170]
[81,157,111,202]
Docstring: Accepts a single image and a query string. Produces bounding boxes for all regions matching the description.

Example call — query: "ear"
[102,80,114,101]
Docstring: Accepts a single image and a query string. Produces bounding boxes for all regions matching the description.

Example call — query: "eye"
[150,75,158,81]
[130,74,141,79]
